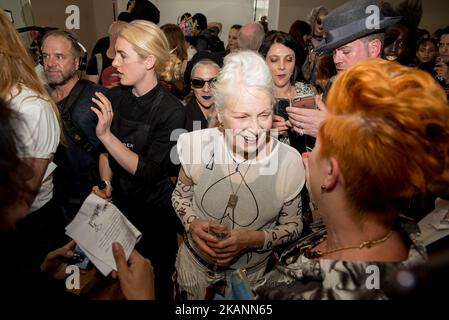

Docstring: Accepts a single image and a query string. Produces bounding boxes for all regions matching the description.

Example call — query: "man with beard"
[41,30,107,221]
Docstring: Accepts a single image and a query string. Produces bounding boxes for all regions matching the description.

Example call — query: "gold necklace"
[310,230,393,258]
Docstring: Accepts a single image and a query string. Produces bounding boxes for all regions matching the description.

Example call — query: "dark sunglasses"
[316,18,323,25]
[191,78,217,88]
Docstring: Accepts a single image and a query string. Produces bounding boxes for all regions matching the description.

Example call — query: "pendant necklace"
[226,159,253,209]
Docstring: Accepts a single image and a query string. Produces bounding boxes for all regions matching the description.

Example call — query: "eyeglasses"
[316,18,323,26]
[191,78,217,88]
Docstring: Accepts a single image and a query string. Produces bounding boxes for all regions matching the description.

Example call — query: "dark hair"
[440,26,449,38]
[181,12,191,21]
[0,98,33,230]
[289,20,311,49]
[230,24,242,31]
[417,37,437,49]
[259,31,301,60]
[117,11,132,23]
[130,0,160,24]
[192,13,207,31]
[259,31,302,84]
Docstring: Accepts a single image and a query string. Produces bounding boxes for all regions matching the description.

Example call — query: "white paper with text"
[65,193,142,276]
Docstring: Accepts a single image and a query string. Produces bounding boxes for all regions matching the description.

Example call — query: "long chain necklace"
[307,230,393,259]
[226,158,253,210]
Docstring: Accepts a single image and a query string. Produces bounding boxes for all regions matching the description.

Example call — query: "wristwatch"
[98,180,111,190]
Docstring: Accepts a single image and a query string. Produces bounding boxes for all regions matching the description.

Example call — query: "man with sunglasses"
[185,58,221,132]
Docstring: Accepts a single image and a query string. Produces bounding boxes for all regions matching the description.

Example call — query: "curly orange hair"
[320,58,449,214]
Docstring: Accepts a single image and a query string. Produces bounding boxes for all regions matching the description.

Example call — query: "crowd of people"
[1,0,449,301]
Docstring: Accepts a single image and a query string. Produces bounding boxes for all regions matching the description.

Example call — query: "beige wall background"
[29,0,115,54]
[277,0,449,34]
[2,0,448,55]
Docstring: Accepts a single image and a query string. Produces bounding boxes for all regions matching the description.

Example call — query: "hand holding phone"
[291,94,316,109]
[273,98,290,120]
[62,244,93,270]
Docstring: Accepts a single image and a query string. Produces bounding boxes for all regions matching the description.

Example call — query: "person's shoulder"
[276,139,302,160]
[12,87,52,112]
[158,85,184,109]
[80,80,107,94]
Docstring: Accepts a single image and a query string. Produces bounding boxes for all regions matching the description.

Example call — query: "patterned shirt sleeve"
[261,192,303,251]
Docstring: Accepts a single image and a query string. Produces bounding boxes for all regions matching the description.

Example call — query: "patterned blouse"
[254,218,427,300]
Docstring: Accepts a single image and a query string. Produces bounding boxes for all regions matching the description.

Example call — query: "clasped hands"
[189,219,252,266]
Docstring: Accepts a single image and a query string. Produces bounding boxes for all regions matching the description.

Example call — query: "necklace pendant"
[227,194,238,208]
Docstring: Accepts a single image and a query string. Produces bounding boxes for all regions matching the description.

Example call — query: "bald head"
[237,22,265,51]
[109,21,127,50]
[109,21,127,37]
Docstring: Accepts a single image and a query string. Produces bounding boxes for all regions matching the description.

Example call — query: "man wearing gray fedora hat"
[316,0,401,72]
[286,0,401,141]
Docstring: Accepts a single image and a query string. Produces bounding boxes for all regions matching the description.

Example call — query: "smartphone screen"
[71,245,93,270]
[273,98,290,120]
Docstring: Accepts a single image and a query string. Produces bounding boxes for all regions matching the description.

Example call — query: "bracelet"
[98,180,111,190]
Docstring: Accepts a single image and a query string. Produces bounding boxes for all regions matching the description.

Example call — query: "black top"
[86,50,114,80]
[0,229,76,301]
[184,97,208,132]
[54,82,107,203]
[104,84,185,214]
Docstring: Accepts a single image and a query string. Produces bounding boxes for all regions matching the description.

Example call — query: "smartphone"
[273,98,290,120]
[292,94,316,109]
[68,245,94,270]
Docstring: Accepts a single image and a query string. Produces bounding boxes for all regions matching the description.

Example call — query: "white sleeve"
[15,96,60,159]
[282,150,306,202]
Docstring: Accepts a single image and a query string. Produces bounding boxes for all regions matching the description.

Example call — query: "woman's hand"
[286,94,328,138]
[40,240,77,280]
[92,184,113,201]
[91,92,114,139]
[189,219,220,259]
[111,243,154,300]
[209,230,264,266]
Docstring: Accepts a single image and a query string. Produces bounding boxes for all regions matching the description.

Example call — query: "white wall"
[153,0,256,48]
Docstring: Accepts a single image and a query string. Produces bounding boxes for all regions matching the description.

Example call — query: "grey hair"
[214,50,274,115]
[190,59,221,79]
[307,6,328,26]
[237,22,265,51]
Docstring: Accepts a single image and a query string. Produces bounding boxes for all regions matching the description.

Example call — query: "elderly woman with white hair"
[172,50,306,300]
